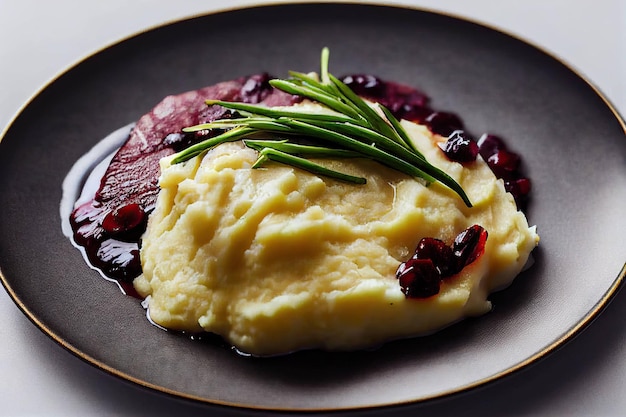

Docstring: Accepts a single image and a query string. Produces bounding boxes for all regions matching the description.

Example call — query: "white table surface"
[1,1,625,416]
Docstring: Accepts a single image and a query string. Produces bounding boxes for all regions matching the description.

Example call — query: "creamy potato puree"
[135,112,539,356]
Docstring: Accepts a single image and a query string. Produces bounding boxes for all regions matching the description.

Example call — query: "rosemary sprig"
[243,139,361,158]
[171,48,472,207]
[252,147,366,184]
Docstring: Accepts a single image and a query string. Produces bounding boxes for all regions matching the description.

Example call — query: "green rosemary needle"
[252,147,366,185]
[171,47,472,207]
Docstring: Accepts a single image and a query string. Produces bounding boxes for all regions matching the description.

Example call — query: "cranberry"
[402,90,429,108]
[477,134,520,175]
[397,225,489,299]
[163,132,206,153]
[240,73,273,103]
[452,225,488,272]
[166,110,241,152]
[397,258,441,298]
[395,103,433,123]
[413,237,455,277]
[425,112,464,137]
[476,134,504,158]
[101,203,147,241]
[505,178,532,198]
[486,149,521,178]
[383,93,428,119]
[476,134,531,208]
[341,74,386,98]
[441,130,479,163]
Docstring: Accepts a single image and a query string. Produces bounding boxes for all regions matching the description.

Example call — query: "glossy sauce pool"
[60,123,141,296]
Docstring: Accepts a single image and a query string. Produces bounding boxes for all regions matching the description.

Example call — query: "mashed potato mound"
[135,117,538,356]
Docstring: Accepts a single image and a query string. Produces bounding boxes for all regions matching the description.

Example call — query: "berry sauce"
[66,73,532,294]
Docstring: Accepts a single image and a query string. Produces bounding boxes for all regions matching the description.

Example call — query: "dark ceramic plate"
[0,3,624,412]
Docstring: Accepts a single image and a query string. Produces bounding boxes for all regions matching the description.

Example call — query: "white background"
[1,1,625,416]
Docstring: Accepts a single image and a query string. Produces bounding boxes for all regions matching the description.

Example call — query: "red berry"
[452,225,488,272]
[397,258,441,299]
[342,74,386,98]
[477,133,505,159]
[413,237,455,277]
[396,104,432,123]
[240,73,273,104]
[101,203,147,241]
[505,178,532,197]
[441,130,479,163]
[487,149,520,177]
[425,111,464,137]
[397,225,490,299]
[476,133,530,209]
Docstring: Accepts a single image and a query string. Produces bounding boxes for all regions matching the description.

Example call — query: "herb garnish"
[172,48,472,207]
